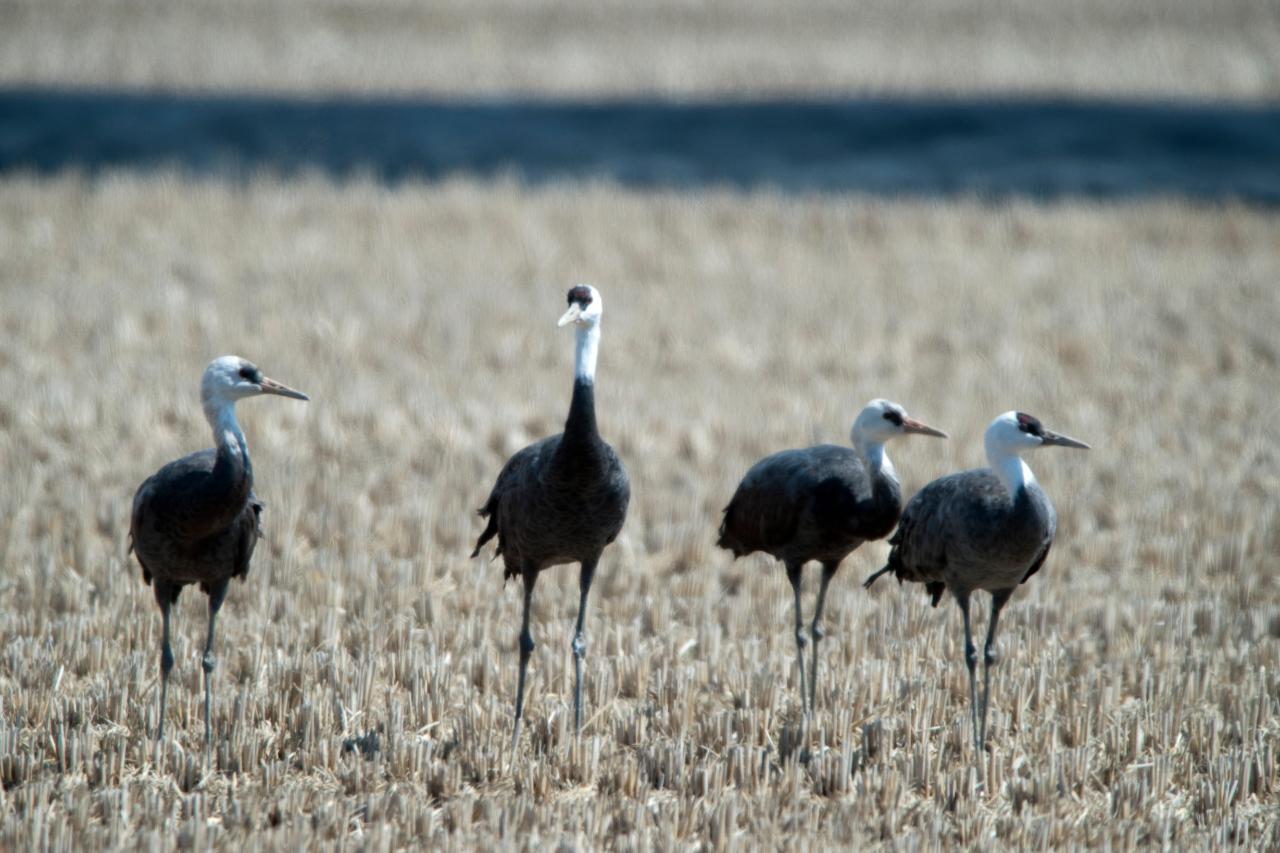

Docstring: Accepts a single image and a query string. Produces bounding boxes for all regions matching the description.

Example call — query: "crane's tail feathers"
[714,508,748,558]
[469,535,493,560]
[715,533,747,559]
[470,540,503,560]
[471,512,499,559]
[863,565,894,590]
[471,499,499,558]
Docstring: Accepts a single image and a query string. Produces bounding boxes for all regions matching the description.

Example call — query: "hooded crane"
[717,400,947,714]
[129,356,308,744]
[864,411,1088,752]
[472,285,631,748]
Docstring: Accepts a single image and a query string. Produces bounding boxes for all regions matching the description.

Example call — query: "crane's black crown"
[1016,412,1045,436]
[567,286,594,306]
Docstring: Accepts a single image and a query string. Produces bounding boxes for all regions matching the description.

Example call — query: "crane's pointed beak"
[903,417,948,438]
[557,303,583,327]
[259,376,310,401]
[1041,429,1089,449]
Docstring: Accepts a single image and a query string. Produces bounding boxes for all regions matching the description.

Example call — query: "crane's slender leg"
[807,561,840,715]
[201,579,229,750]
[511,565,538,751]
[571,556,599,736]
[786,562,808,716]
[980,589,1014,752]
[154,582,178,740]
[955,589,980,752]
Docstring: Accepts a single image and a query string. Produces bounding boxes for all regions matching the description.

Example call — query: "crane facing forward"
[865,411,1088,752]
[717,400,947,714]
[129,356,308,744]
[472,285,631,748]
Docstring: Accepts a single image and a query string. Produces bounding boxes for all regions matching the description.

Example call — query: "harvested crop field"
[3,0,1280,847]
[0,175,1277,847]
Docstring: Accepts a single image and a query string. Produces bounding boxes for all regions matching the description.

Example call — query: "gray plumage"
[471,397,630,580]
[865,410,1088,752]
[717,400,947,715]
[129,356,308,745]
[873,468,1055,605]
[718,444,902,566]
[131,447,263,591]
[472,285,630,747]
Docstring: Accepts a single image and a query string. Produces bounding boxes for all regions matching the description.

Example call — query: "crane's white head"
[201,355,310,411]
[557,284,603,328]
[851,399,948,445]
[984,411,1090,458]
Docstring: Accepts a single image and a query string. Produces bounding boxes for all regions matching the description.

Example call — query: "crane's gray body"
[882,468,1056,601]
[473,379,630,578]
[717,444,902,569]
[130,445,261,600]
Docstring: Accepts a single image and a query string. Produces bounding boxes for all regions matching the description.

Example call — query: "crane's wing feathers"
[1020,540,1051,585]
[472,428,630,578]
[719,445,888,560]
[134,449,234,542]
[471,435,561,559]
[891,473,969,579]
[129,477,155,583]
[873,468,1056,601]
[129,448,262,588]
[231,497,265,582]
[872,470,986,594]
[718,448,819,557]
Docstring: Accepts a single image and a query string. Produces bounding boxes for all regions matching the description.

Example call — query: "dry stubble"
[0,174,1278,848]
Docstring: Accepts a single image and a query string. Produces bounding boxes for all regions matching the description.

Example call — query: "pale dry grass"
[0,174,1278,848]
[1,0,1278,100]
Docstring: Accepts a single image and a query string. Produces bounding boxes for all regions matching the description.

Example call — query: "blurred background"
[2,0,1279,200]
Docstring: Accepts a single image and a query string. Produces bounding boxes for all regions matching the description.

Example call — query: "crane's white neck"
[575,321,600,384]
[986,443,1036,496]
[203,396,247,460]
[855,437,897,482]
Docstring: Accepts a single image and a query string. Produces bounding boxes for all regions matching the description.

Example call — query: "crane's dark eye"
[883,409,904,427]
[567,285,593,306]
[1016,412,1044,436]
[239,365,260,383]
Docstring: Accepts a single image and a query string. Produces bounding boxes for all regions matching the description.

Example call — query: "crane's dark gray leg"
[571,556,599,736]
[807,561,840,715]
[786,562,808,715]
[154,582,178,740]
[979,589,1014,752]
[511,565,538,750]
[955,589,980,752]
[201,580,229,749]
